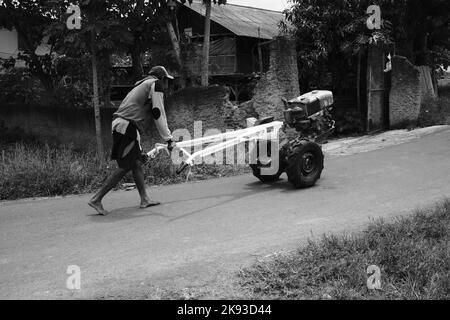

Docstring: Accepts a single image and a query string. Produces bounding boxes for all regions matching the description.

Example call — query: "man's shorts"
[111,117,142,170]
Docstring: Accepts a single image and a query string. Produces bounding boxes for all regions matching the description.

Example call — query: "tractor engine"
[282,90,335,142]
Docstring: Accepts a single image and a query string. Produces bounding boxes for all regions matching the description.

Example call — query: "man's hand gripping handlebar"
[146,142,192,174]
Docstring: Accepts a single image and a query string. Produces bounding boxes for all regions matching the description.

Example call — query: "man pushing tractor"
[88,64,335,216]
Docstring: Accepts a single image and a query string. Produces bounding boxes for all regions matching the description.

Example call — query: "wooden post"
[258,27,263,72]
[234,35,237,73]
[366,46,372,132]
[201,0,211,86]
[356,48,362,113]
[258,45,263,73]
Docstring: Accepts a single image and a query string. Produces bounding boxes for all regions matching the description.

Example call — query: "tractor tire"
[286,140,324,188]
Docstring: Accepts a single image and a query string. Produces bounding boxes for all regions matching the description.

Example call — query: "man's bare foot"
[140,199,161,208]
[88,200,109,215]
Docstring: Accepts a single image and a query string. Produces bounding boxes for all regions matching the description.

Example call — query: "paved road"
[1,129,450,299]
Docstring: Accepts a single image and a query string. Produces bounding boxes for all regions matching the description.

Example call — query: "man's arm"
[150,80,173,142]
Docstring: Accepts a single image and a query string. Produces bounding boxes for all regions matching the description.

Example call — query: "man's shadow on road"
[87,175,323,223]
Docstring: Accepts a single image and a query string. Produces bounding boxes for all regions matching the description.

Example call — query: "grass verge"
[0,142,250,201]
[238,199,450,300]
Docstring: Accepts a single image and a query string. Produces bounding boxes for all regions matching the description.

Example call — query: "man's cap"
[148,66,174,80]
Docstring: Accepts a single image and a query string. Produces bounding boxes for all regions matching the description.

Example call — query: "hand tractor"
[147,90,335,188]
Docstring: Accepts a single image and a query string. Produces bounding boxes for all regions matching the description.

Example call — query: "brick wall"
[0,86,233,150]
[250,37,300,121]
[158,85,233,144]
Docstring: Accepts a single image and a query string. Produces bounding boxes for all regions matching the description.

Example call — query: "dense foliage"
[282,0,449,92]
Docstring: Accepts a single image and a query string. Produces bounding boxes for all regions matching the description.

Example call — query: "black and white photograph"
[0,0,449,307]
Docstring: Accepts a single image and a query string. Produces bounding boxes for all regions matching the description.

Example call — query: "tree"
[112,0,164,81]
[282,0,392,93]
[283,0,449,92]
[0,0,57,93]
[378,0,450,67]
[46,0,135,160]
[159,0,185,70]
[109,1,188,81]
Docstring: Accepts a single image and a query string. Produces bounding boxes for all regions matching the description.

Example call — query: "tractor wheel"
[286,140,324,188]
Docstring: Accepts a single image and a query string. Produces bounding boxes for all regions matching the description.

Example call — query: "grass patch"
[238,199,450,300]
[0,141,250,201]
[0,143,110,200]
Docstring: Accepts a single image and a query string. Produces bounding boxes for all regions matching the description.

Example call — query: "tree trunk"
[201,0,211,86]
[131,43,143,82]
[130,0,145,82]
[174,13,181,42]
[167,21,183,69]
[103,52,111,108]
[91,30,104,161]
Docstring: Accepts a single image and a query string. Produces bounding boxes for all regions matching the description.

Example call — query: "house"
[0,28,26,68]
[177,0,286,100]
[0,28,51,69]
[0,28,19,59]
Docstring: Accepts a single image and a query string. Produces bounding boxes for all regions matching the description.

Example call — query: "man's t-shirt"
[113,76,172,142]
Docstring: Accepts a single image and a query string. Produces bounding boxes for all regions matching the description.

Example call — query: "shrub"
[332,109,365,136]
[418,95,450,127]
[0,120,39,146]
[51,84,92,108]
[0,57,91,108]
[0,68,47,104]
